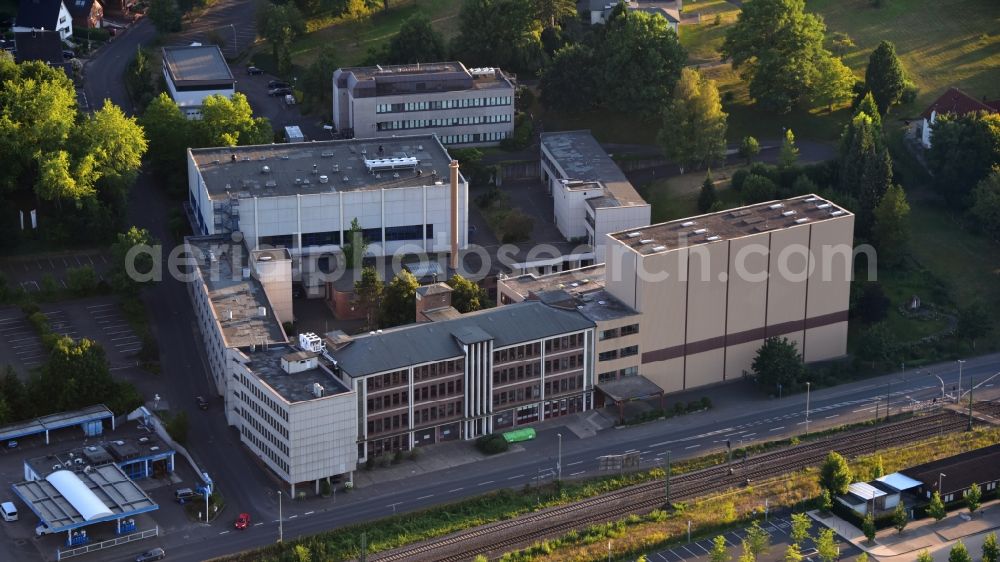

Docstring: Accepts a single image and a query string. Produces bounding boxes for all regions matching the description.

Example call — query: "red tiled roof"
[921,87,1000,120]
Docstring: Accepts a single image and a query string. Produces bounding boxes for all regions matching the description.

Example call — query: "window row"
[598,345,639,361]
[367,390,408,413]
[545,333,584,352]
[545,374,584,396]
[494,342,540,364]
[368,412,409,435]
[415,400,463,425]
[597,366,639,383]
[365,434,409,458]
[494,363,541,385]
[376,96,513,114]
[238,406,289,456]
[414,379,463,402]
[241,425,289,473]
[493,384,540,406]
[239,390,289,440]
[544,353,584,374]
[366,369,409,392]
[377,114,511,132]
[441,132,507,145]
[600,324,639,340]
[413,359,464,381]
[238,373,289,422]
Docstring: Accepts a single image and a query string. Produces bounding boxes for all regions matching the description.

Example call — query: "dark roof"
[66,0,98,18]
[921,87,1000,120]
[14,31,71,77]
[161,45,234,86]
[16,0,64,28]
[900,444,1000,495]
[331,301,595,377]
[595,375,664,402]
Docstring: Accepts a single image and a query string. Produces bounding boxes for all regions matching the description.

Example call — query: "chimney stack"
[449,159,460,271]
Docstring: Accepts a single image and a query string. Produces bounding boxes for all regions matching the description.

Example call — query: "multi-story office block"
[332,62,516,147]
[604,195,854,393]
[327,302,595,460]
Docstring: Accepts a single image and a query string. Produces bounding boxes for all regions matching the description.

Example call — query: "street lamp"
[277,490,283,543]
[958,360,966,400]
[935,374,946,402]
[557,433,562,482]
[938,473,946,493]
[805,382,811,434]
[229,24,237,56]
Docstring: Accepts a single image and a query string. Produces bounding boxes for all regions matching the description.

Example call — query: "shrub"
[686,400,702,412]
[365,457,375,471]
[475,433,510,455]
[731,169,750,191]
[500,211,534,243]
[393,450,405,464]
[700,396,712,409]
[673,402,686,415]
[500,114,534,151]
[66,265,99,296]
[73,26,111,42]
[408,448,420,461]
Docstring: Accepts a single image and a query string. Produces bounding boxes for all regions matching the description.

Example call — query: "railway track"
[371,410,978,562]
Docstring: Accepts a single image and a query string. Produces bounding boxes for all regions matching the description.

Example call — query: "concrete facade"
[604,195,854,394]
[332,62,515,147]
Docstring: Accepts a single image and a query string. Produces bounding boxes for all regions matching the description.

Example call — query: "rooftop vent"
[681,221,697,227]
[794,217,809,224]
[805,197,818,202]
[769,203,784,209]
[651,245,667,252]
[295,178,303,185]
[830,210,845,216]
[258,306,267,318]
[626,231,641,238]
[639,238,654,244]
[312,383,325,398]
[782,210,796,217]
[706,235,720,241]
[281,156,290,160]
[343,176,350,182]
[693,228,707,235]
[816,203,831,209]
[261,165,271,174]
[150,446,160,452]
[321,151,334,158]
[265,180,277,188]
[319,175,329,184]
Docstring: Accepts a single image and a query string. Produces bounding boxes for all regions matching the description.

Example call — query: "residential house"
[587,0,680,31]
[100,0,135,15]
[13,0,73,41]
[901,443,1000,503]
[66,0,103,29]
[14,31,72,77]
[915,87,1000,149]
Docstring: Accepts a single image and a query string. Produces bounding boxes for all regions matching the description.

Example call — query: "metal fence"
[57,526,159,560]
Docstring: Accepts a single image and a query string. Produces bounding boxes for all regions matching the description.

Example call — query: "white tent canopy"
[877,472,923,492]
[45,470,112,521]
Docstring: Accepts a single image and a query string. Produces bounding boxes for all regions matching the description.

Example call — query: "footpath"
[810,499,1000,561]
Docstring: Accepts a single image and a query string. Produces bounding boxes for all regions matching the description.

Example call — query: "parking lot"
[235,66,331,142]
[651,514,860,562]
[0,297,143,375]
[0,250,111,293]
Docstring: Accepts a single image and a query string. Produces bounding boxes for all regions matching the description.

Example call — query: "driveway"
[237,70,331,140]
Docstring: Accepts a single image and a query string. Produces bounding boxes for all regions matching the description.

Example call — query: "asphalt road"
[83,19,156,115]
[104,353,1000,562]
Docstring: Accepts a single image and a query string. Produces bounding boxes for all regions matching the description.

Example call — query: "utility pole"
[360,531,367,562]
[968,376,975,431]
[958,359,965,400]
[665,450,671,505]
[557,433,562,482]
[805,382,811,435]
[885,381,891,420]
[277,490,283,543]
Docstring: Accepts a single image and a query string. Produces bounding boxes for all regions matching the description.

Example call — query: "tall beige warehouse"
[604,195,855,393]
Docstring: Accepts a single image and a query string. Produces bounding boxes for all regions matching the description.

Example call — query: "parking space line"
[112,335,139,341]
[87,303,116,309]
[657,554,669,562]
[669,550,686,562]
[682,546,698,558]
[694,542,710,554]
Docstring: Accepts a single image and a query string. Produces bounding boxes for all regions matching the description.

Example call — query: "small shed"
[594,375,664,424]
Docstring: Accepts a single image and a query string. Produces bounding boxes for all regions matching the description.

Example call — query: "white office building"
[162,45,235,119]
[540,131,651,263]
[332,62,516,147]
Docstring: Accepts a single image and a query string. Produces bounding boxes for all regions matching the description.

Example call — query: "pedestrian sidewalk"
[809,499,1000,561]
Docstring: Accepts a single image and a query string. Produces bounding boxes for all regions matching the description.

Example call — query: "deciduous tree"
[148,0,182,33]
[601,10,686,115]
[750,336,803,392]
[448,274,490,313]
[839,112,892,235]
[864,41,906,114]
[382,15,447,64]
[452,0,544,74]
[710,535,731,562]
[533,0,576,29]
[257,2,305,75]
[819,451,852,494]
[917,550,933,562]
[540,44,596,112]
[862,513,876,544]
[955,304,992,350]
[927,491,946,522]
[971,168,1000,241]
[354,266,383,330]
[744,522,770,558]
[949,541,971,562]
[858,322,894,367]
[983,532,999,562]
[893,502,908,534]
[784,544,803,562]
[110,227,157,294]
[698,172,719,212]
[198,93,273,147]
[926,112,1000,209]
[721,0,828,113]
[816,528,838,562]
[810,54,855,111]
[790,513,811,546]
[779,128,799,168]
[657,68,728,172]
[381,270,419,327]
[740,136,760,165]
[872,183,910,265]
[965,482,982,514]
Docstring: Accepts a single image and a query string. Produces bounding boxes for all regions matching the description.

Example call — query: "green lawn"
[638,166,745,223]
[286,0,463,68]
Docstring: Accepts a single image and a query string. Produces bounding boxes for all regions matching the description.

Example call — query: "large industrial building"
[326,301,596,459]
[540,131,651,263]
[332,62,516,146]
[162,45,235,119]
[187,135,469,295]
[185,235,358,495]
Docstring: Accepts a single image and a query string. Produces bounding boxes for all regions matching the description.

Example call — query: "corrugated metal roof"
[877,472,922,492]
[332,301,594,377]
[849,482,886,499]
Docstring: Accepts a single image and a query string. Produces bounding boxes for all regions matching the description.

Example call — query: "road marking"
[724,430,747,437]
[744,432,757,437]
[650,441,671,447]
[695,542,710,553]
[567,460,583,466]
[797,421,809,425]
[682,546,699,557]
[657,554,669,562]
[447,487,464,493]
[571,471,585,476]
[685,444,700,450]
[219,531,229,535]
[304,511,314,515]
[288,515,298,519]
[254,522,263,526]
[825,414,839,419]
[769,426,784,432]
[478,480,494,486]
[507,474,524,480]
[641,450,652,455]
[416,494,434,500]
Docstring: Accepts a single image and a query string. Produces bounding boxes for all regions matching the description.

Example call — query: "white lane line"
[478,480,494,486]
[797,421,809,425]
[682,546,699,558]
[416,494,433,500]
[769,426,785,432]
[657,554,669,562]
[641,450,652,455]
[447,487,464,493]
[288,515,298,519]
[725,430,747,437]
[825,414,839,419]
[304,511,314,515]
[507,474,525,480]
[744,433,757,438]
[219,530,229,535]
[571,471,585,476]
[254,522,263,526]
[650,441,671,447]
[567,460,583,466]
[685,444,701,450]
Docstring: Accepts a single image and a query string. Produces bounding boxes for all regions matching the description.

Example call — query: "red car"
[234,513,250,530]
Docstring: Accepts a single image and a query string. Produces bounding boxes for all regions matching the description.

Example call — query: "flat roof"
[187,235,287,348]
[189,135,459,200]
[12,465,158,533]
[162,45,234,86]
[338,62,514,92]
[541,131,646,208]
[499,264,640,322]
[609,194,852,255]
[26,432,173,480]
[901,443,1000,495]
[0,404,113,442]
[848,482,887,500]
[595,375,664,402]
[877,472,922,492]
[245,346,351,403]
[331,301,595,377]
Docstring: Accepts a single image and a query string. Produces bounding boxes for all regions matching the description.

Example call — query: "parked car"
[62,50,75,59]
[247,66,263,75]
[135,548,166,562]
[196,396,208,410]
[268,87,293,97]
[234,512,251,530]
[267,80,289,89]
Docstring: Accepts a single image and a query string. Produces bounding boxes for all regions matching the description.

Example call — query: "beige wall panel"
[638,249,688,354]
[643,358,685,394]
[725,341,762,381]
[685,241,729,343]
[605,243,638,309]
[766,226,810,327]
[806,216,855,318]
[684,349,725,389]
[803,322,848,362]
[726,236,769,334]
